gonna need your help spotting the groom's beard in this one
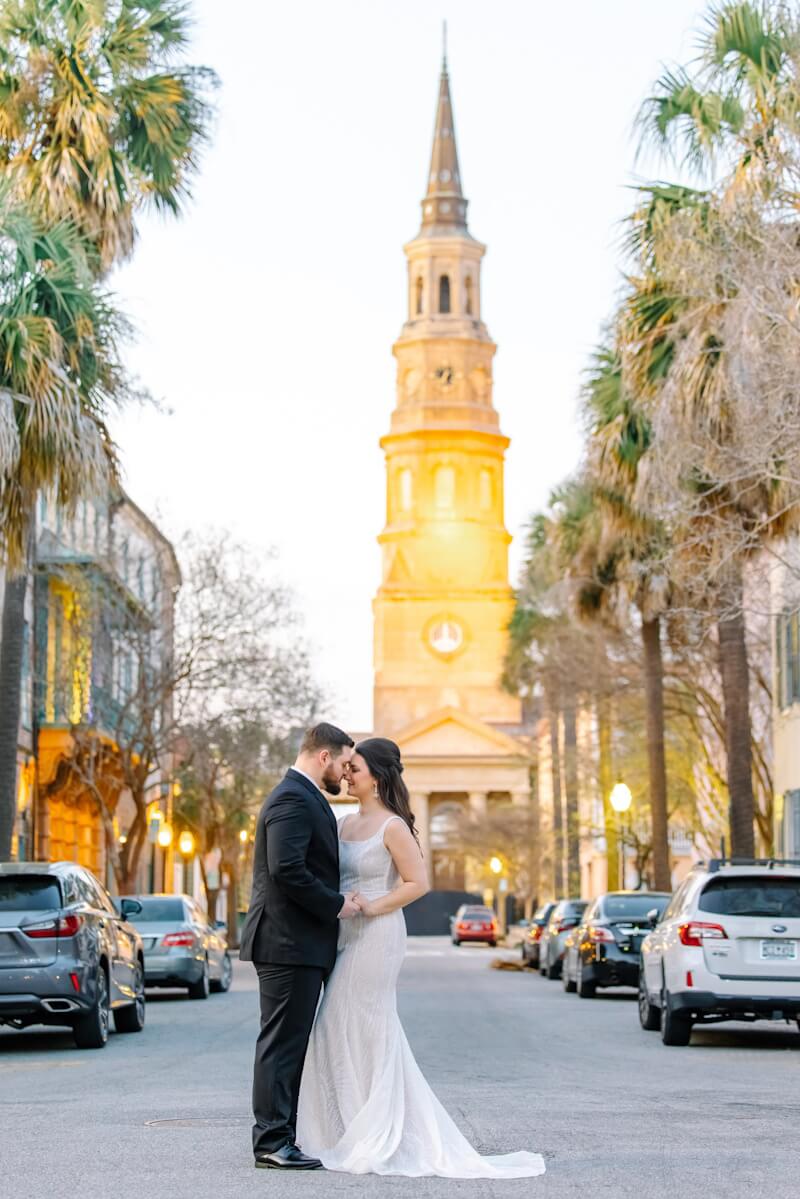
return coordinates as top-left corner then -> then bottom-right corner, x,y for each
321,766 -> 342,796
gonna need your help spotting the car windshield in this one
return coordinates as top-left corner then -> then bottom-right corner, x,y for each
463,909 -> 493,919
0,876 -> 61,911
557,902 -> 587,918
698,876 -> 800,918
603,895 -> 670,919
125,898 -> 186,922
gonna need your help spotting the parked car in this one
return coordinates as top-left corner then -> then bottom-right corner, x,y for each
639,859 -> 800,1045
540,898 -> 588,979
123,893 -> 232,997
520,902 -> 557,968
563,890 -> 671,997
450,904 -> 498,947
0,861 -> 145,1048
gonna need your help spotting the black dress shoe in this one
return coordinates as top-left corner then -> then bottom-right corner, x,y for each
255,1143 -> 322,1170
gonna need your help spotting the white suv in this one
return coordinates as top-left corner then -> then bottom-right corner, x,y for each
639,859 -> 800,1045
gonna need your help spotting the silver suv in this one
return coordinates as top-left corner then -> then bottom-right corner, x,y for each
640,858 -> 800,1045
0,861 -> 146,1048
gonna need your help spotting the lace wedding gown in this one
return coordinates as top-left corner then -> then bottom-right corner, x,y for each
296,815 -> 546,1178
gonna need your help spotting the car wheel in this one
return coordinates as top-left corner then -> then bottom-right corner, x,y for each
660,984 -> 692,1046
546,956 -> 561,980
73,966 -> 110,1049
563,959 -> 577,993
210,952 -> 233,994
488,940 -> 497,948
114,962 -> 146,1033
576,957 -> 596,998
638,969 -> 660,1031
452,938 -> 461,947
187,957 -> 210,1000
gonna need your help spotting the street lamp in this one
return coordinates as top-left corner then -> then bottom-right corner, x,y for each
239,828 -> 248,844
489,856 -> 503,875
178,830 -> 195,896
609,783 -> 632,889
157,823 -> 173,849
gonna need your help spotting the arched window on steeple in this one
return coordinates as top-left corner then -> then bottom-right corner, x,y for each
415,276 -> 424,315
438,274 -> 451,314
464,276 -> 473,315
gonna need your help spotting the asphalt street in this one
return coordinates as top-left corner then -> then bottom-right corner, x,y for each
1,937 -> 798,1199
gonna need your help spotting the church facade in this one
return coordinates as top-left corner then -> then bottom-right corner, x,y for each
372,56 -> 531,888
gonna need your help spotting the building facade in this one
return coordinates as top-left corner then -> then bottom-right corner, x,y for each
372,56 -> 531,890
772,545 -> 800,859
3,485 -> 180,890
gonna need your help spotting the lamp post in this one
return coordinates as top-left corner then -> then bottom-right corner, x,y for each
178,829 -> 195,897
609,782 -> 632,889
489,855 -> 506,937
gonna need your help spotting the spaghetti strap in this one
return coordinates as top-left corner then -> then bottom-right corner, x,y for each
380,814 -> 404,840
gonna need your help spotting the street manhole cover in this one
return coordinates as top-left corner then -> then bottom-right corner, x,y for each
145,1116 -> 250,1128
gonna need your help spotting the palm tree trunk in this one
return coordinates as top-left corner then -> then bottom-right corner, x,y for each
596,696 -> 619,890
641,616 -> 671,890
546,686 -> 564,896
562,693 -> 580,895
717,563 -> 755,858
0,514 -> 33,859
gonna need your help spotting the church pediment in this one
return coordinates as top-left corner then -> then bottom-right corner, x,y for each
394,707 -> 525,759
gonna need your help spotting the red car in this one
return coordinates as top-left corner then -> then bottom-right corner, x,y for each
451,905 -> 498,947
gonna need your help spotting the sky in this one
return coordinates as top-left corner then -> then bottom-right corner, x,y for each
111,0 -> 711,730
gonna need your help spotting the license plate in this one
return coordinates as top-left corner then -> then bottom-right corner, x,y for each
760,939 -> 798,960
470,924 -> 481,930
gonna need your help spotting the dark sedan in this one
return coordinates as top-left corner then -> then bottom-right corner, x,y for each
520,901 -> 557,968
562,890 -> 671,997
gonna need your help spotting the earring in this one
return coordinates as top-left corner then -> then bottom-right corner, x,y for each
373,784 -> 379,799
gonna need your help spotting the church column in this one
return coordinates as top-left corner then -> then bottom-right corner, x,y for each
410,791 -> 431,882
469,791 -> 488,819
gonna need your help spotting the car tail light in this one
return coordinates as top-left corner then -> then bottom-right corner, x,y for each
24,914 -> 83,939
589,925 -> 615,943
162,931 -> 195,947
70,972 -> 81,992
686,971 -> 694,988
529,926 -> 543,941
679,921 -> 728,947
556,920 -> 577,933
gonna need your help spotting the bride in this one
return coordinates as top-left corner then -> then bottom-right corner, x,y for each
296,737 -> 545,1179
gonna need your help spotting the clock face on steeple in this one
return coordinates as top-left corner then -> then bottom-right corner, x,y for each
434,365 -> 454,387
427,617 -> 464,657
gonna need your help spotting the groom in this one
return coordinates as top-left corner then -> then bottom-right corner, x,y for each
240,722 -> 360,1170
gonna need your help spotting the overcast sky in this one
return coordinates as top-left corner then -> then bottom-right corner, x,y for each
110,0 -> 709,730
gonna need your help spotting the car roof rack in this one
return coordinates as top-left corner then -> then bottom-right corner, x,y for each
704,857 -> 800,873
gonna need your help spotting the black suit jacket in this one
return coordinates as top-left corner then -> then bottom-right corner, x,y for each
239,769 -> 344,970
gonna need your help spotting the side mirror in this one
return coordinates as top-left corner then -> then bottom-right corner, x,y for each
646,908 -> 659,929
120,898 -> 143,918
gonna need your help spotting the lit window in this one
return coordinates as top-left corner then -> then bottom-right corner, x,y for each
399,469 -> 413,511
434,465 -> 455,510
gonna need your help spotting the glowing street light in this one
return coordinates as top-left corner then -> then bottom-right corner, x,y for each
609,782 -> 632,813
157,823 -> 173,849
239,828 -> 248,844
178,830 -> 195,857
489,855 -> 503,875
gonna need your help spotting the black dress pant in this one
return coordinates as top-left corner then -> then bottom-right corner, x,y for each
251,962 -> 327,1156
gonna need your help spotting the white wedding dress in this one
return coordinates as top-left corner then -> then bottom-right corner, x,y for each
296,815 -> 546,1178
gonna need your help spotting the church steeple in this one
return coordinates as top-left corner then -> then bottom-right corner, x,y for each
420,51 -> 469,234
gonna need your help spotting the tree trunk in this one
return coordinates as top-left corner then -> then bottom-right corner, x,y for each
596,696 -> 619,890
546,687 -> 564,897
529,756 -> 541,910
0,525 -> 32,859
562,693 -> 580,895
223,857 -> 240,948
641,616 -> 672,891
717,564 -> 755,858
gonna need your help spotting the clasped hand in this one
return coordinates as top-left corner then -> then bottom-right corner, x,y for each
338,892 -> 376,919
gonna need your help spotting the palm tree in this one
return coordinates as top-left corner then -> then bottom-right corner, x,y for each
0,0 -> 213,854
0,197 -> 127,857
628,3 -> 800,856
0,0 -> 216,268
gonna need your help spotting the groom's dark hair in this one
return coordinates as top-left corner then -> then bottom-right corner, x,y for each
300,722 -> 355,757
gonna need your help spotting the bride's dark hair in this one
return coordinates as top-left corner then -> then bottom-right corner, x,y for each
356,737 -> 419,846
